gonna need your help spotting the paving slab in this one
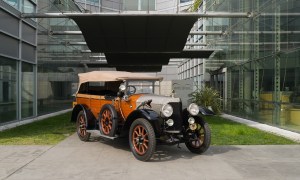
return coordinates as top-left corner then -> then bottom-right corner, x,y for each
0,146 -> 52,180
1,134 -> 300,180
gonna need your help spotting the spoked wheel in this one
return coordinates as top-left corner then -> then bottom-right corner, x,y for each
129,118 -> 156,161
99,104 -> 117,137
76,110 -> 90,141
185,117 -> 211,154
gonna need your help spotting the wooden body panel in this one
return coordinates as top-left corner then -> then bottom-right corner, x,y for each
76,94 -> 111,118
76,93 -> 143,121
119,94 -> 142,119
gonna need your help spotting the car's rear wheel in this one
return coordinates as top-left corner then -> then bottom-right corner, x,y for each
129,118 -> 156,161
76,110 -> 90,141
185,117 -> 211,154
99,104 -> 118,137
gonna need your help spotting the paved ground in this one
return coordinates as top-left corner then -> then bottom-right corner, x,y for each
1,134 -> 300,180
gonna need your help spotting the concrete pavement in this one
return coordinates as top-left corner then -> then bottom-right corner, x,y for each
1,133 -> 300,180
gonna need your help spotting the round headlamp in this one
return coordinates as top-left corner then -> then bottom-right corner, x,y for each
161,104 -> 173,118
188,117 -> 195,124
188,103 -> 199,116
166,119 -> 174,126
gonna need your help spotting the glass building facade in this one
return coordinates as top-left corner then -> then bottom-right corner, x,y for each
0,0 -> 37,124
179,0 -> 300,132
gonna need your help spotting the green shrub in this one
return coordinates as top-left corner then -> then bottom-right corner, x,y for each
190,86 -> 222,114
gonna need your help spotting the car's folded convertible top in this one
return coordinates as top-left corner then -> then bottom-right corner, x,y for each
78,71 -> 163,83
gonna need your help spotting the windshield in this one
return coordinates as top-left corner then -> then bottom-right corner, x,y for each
127,80 -> 157,94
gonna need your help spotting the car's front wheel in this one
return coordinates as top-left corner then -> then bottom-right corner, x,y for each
129,118 -> 156,161
185,117 -> 211,154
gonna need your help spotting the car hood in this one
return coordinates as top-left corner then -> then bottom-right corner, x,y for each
136,94 -> 181,113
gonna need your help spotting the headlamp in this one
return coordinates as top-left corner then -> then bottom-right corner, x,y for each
166,119 -> 174,126
188,103 -> 199,116
161,104 -> 173,118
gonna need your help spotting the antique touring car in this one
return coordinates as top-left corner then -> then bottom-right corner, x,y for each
71,71 -> 211,161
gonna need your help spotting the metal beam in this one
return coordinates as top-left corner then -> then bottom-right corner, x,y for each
185,43 -> 207,46
21,12 -> 253,18
37,50 -> 103,54
260,12 -> 300,16
39,60 -> 107,63
213,42 -> 300,45
40,30 -> 300,36
38,42 -> 87,45
190,31 -> 223,35
190,31 -> 300,35
38,30 -> 82,35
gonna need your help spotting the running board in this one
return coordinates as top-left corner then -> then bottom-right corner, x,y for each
86,130 -> 117,140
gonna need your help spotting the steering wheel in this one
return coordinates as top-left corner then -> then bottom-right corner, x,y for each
127,85 -> 136,94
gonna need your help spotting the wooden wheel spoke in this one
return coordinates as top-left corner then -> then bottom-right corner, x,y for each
81,129 -> 86,136
141,145 -> 146,153
141,128 -> 145,135
138,144 -> 142,152
142,143 -> 148,149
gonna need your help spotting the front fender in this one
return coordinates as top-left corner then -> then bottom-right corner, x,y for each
123,109 -> 162,135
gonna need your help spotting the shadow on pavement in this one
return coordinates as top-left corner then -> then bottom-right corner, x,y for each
87,135 -> 241,162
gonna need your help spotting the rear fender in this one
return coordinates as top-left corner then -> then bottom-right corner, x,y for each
71,104 -> 96,129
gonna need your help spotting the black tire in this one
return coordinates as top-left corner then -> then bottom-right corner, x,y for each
185,117 -> 211,154
76,110 -> 91,141
129,118 -> 156,161
99,104 -> 118,137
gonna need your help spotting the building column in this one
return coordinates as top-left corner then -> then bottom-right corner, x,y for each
273,2 -> 281,125
239,65 -> 244,112
253,0 -> 260,116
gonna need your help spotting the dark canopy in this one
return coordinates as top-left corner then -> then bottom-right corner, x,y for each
70,14 -> 214,72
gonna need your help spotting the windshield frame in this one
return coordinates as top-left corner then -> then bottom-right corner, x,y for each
125,80 -> 157,95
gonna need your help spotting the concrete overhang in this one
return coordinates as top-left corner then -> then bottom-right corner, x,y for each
105,50 -> 215,65
68,14 -> 215,71
26,13 -> 219,72
70,14 -> 198,53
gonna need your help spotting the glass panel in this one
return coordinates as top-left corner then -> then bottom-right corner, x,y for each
3,0 -> 19,10
0,33 -> 19,58
22,22 -> 36,44
21,62 -> 34,118
123,0 -> 155,11
23,0 -> 35,13
0,57 -> 17,124
37,64 -> 75,115
180,0 -> 192,3
0,9 -> 19,37
123,0 -> 139,10
22,43 -> 36,62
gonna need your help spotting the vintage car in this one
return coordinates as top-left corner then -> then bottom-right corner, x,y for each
71,71 -> 211,161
